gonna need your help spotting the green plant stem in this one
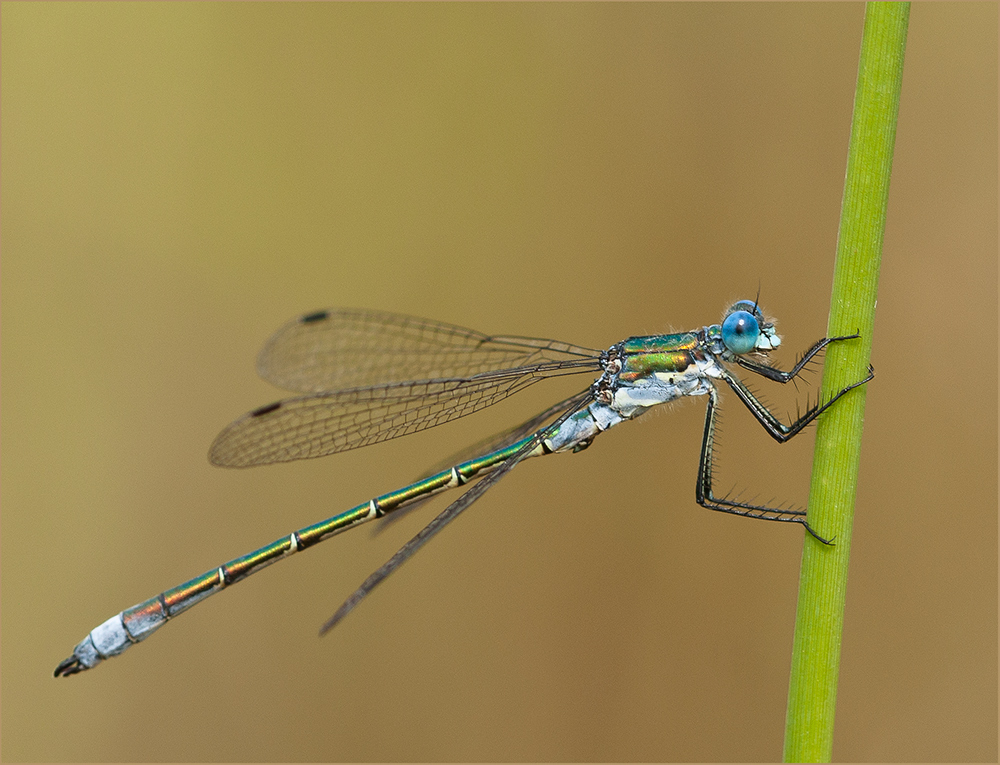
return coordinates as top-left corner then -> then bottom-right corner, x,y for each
783,3 -> 908,762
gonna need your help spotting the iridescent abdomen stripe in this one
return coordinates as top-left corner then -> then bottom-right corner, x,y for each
100,433 -> 551,667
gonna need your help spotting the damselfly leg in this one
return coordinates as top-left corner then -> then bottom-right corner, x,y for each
698,334 -> 875,542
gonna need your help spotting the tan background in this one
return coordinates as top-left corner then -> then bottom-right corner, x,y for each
2,3 -> 996,761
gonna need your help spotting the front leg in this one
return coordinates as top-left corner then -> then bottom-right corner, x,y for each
736,334 -> 862,383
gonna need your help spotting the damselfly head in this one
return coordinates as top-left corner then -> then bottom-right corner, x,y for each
721,300 -> 781,355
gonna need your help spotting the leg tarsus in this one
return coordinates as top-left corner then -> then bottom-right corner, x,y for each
802,519 -> 836,546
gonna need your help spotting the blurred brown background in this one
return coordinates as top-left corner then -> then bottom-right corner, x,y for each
2,4 -> 995,761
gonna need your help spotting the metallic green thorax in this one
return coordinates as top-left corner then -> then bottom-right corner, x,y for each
616,333 -> 702,384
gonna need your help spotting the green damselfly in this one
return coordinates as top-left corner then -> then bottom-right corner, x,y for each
55,301 -> 872,676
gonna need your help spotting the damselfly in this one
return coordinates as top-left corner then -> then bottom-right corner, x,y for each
55,301 -> 872,676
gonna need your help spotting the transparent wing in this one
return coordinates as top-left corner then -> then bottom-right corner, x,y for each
414,392 -> 586,479
209,361 -> 600,468
368,392 -> 586,537
256,308 -> 601,393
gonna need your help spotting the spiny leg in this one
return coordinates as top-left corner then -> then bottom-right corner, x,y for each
720,363 -> 873,443
727,335 -> 872,441
696,386 -> 831,543
697,352 -> 873,542
736,334 -> 862,383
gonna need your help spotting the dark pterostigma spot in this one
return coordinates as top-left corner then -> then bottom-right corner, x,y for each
300,310 -> 329,324
251,401 -> 282,417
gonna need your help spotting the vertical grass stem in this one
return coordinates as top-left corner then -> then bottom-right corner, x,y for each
783,4 -> 909,761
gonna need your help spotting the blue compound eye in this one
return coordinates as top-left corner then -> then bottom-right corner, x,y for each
721,310 -> 760,354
